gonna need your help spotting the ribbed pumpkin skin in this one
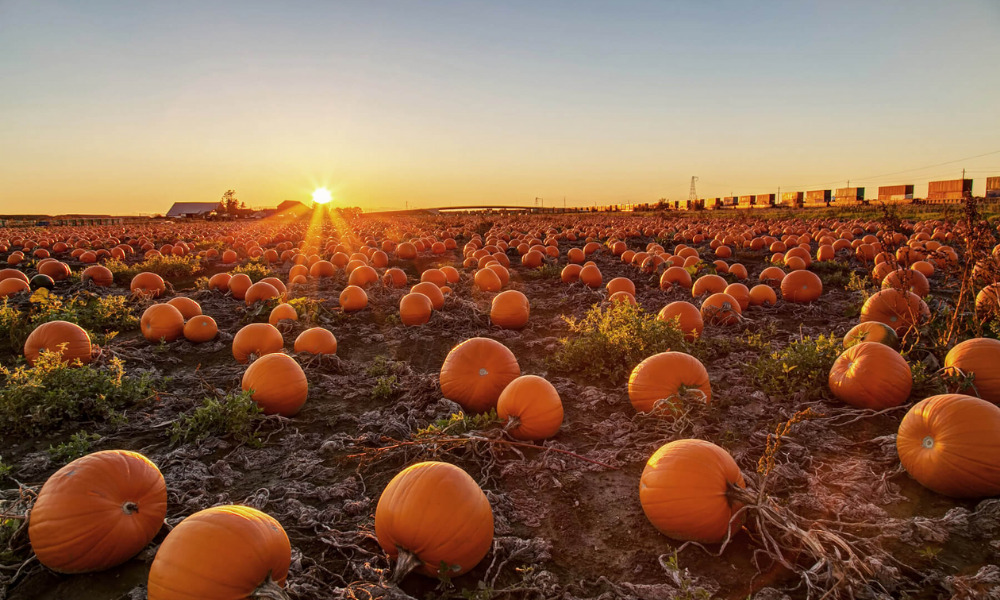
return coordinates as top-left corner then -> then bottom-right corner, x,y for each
268,303 -> 299,326
474,268 -> 502,292
490,290 -> 530,329
780,270 -> 823,303
24,320 -> 92,365
141,304 -> 185,342
828,342 -> 912,409
241,353 -> 308,416
843,321 -> 899,350
166,297 -> 202,320
29,450 -> 167,574
691,274 -> 727,298
943,338 -> 1000,405
700,293 -> 742,326
440,338 -> 521,413
860,289 -> 930,335
0,278 -> 29,297
411,282 -> 445,310
293,327 -> 337,355
400,293 -> 433,326
339,285 -> 369,312
628,352 -> 712,413
228,273 -> 253,300
81,265 -> 113,287
657,301 -> 703,341
232,323 -> 284,363
375,462 -> 494,578
897,394 -> 1000,498
147,505 -> 291,600
183,315 -> 218,343
244,281 -> 281,306
639,439 -> 746,543
497,375 -> 563,440
130,272 -> 165,298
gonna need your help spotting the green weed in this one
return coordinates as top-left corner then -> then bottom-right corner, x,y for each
749,334 -> 842,400
169,390 -> 265,447
416,410 -> 500,438
47,431 -> 101,463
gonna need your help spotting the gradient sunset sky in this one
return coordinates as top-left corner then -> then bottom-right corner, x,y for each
2,1 -> 999,215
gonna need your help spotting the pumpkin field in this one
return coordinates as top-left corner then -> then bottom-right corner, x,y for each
2,203 -> 1000,600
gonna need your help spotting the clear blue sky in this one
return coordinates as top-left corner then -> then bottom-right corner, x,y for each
1,1 -> 998,213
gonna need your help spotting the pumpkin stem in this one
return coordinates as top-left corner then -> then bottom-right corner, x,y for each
252,575 -> 290,600
502,415 -> 521,432
121,501 -> 139,515
388,547 -> 422,585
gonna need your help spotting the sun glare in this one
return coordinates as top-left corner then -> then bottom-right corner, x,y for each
312,187 -> 332,204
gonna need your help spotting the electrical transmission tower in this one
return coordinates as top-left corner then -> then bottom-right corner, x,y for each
688,176 -> 699,202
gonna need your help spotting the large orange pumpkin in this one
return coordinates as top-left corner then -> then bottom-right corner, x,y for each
375,462 -> 493,579
268,302 -> 299,326
780,270 -> 822,303
748,284 -> 777,307
166,296 -> 202,320
657,301 -> 703,341
147,505 -> 291,599
399,292 -> 433,326
228,273 -> 253,301
639,439 -> 746,543
183,315 -> 218,343
440,337 -> 520,413
897,394 -> 1000,498
975,284 -> 1000,319
0,278 -> 29,297
700,292 -> 742,326
293,327 -> 337,355
232,323 -> 284,363
29,450 -> 167,574
882,268 -> 930,297
241,353 -> 308,416
140,304 -> 185,342
411,281 -> 445,310
490,290 -> 530,329
244,281 -> 281,306
860,289 -> 930,335
828,342 -> 912,409
579,264 -> 602,288
473,268 -> 502,292
208,272 -> 232,292
24,320 -> 92,365
628,352 -> 711,414
130,272 -> 165,298
692,274 -> 727,298
496,375 -> 563,440
81,265 -> 113,287
659,266 -> 692,290
943,338 -> 1000,404
339,285 -> 369,312
382,267 -> 408,288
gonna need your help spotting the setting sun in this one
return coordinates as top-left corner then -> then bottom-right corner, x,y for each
312,188 -> 332,205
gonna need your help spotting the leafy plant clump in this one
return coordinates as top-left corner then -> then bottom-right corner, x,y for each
749,333 -> 842,400
551,302 -> 688,384
415,410 -> 501,438
47,431 -> 101,463
0,292 -> 137,355
105,254 -> 203,284
0,350 -> 157,435
231,258 -> 271,282
169,390 -> 265,447
371,375 -> 399,402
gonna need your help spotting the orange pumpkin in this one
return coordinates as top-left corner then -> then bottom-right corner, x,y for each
339,285 -> 369,312
628,351 -> 711,413
268,303 -> 299,326
411,281 -> 445,310
490,290 -> 530,329
897,394 -> 1000,498
81,265 -> 113,287
579,264 -> 602,289
758,266 -> 785,288
561,264 -> 583,283
147,505 -> 291,599
828,342 -> 912,409
659,266 -> 692,290
208,272 -> 232,292
29,450 -> 167,574
293,327 -> 337,355
383,267 -> 408,288
348,265 -> 379,288
375,462 -> 493,579
748,284 -> 777,307
657,301 -> 703,341
141,304 -> 185,342
606,277 -> 636,297
639,439 -> 746,543
183,315 -> 218,343
228,273 -> 253,300
166,297 -> 202,320
130,272 -> 166,298
692,274 -> 727,298
943,338 -> 1000,404
723,283 -> 750,311
882,268 -> 930,297
241,353 -> 308,416
440,337 -> 520,413
400,292 -> 434,326
473,268 -> 502,292
843,321 -> 899,350
860,288 -> 930,335
496,375 -> 563,440
232,323 -> 284,363
0,278 -> 29,297
244,281 -> 281,306
24,320 -> 92,365
780,270 -> 822,303
700,292 -> 742,326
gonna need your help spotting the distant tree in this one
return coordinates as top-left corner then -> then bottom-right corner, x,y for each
221,190 -> 239,215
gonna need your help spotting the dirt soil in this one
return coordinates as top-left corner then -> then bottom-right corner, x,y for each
2,217 -> 999,600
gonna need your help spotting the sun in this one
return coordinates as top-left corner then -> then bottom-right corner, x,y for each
312,187 -> 333,205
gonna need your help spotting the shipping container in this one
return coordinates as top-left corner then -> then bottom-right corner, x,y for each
927,179 -> 972,201
710,197 -> 722,208
877,184 -> 914,203
834,187 -> 865,203
986,176 -> 1000,198
723,196 -> 738,206
781,192 -> 804,207
805,189 -> 832,204
755,193 -> 776,206
738,195 -> 755,207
